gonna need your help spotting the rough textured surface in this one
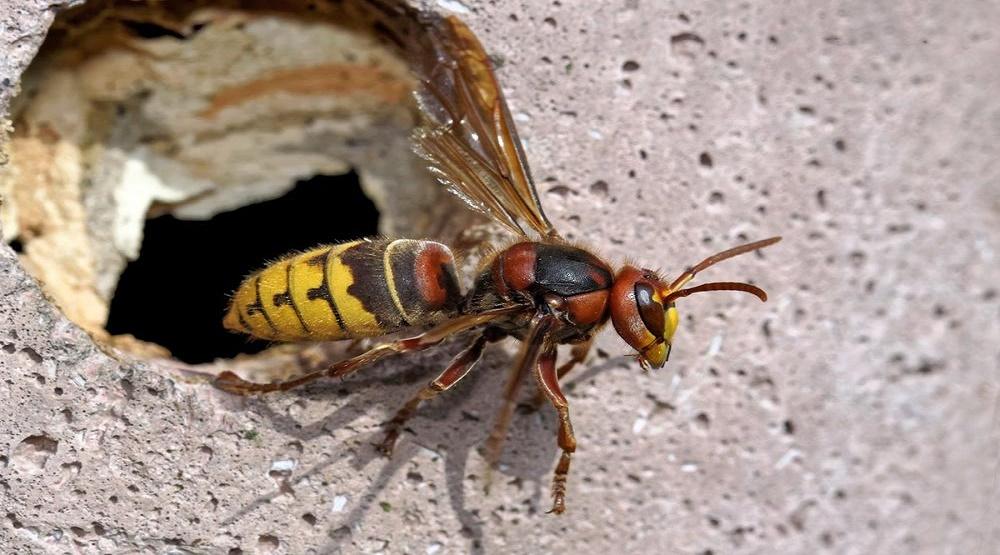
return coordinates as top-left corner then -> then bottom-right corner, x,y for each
0,1 -> 459,336
2,1 -> 999,554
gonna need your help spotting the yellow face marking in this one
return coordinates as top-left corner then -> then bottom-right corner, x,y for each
327,248 -> 381,336
665,305 -> 679,342
638,291 -> 679,369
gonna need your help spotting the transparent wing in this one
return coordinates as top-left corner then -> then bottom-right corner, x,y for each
411,15 -> 559,239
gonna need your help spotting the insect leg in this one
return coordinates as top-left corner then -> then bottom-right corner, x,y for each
483,312 -> 556,491
377,330 -> 492,456
529,336 -> 593,409
557,338 -> 594,381
535,345 -> 575,515
214,309 -> 515,395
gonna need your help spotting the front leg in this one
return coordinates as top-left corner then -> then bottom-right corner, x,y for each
530,336 -> 593,410
535,345 -> 576,514
483,311 -> 556,491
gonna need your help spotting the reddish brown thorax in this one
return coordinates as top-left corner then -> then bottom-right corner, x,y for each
465,241 -> 614,340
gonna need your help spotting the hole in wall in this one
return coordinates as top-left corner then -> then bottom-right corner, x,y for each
1,0 -> 478,364
105,172 -> 379,364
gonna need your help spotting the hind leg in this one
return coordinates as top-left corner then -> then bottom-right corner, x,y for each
378,331 -> 493,455
215,310 -> 513,395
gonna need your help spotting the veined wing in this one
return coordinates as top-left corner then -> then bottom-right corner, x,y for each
411,15 -> 559,240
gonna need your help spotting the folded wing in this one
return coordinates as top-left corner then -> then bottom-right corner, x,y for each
410,15 -> 559,240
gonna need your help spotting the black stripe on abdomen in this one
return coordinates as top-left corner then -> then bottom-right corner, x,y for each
340,241 -> 407,329
305,248 -> 347,332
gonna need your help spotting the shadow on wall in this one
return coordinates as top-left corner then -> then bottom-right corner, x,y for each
208,335 -> 628,552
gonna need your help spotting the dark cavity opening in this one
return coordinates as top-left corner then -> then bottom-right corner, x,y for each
106,172 -> 379,364
121,20 -> 189,40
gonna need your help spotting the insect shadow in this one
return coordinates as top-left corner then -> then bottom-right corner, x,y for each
219,337 -> 595,552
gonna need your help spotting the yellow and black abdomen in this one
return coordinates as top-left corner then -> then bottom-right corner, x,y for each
224,239 -> 462,342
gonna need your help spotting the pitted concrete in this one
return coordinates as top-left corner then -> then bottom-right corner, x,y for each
1,1 -> 998,553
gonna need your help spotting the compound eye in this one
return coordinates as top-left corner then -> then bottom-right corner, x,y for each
634,282 -> 665,338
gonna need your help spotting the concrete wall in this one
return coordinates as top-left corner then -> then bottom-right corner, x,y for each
1,0 -> 998,553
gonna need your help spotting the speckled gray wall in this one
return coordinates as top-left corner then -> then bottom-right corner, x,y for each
1,1 -> 998,553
